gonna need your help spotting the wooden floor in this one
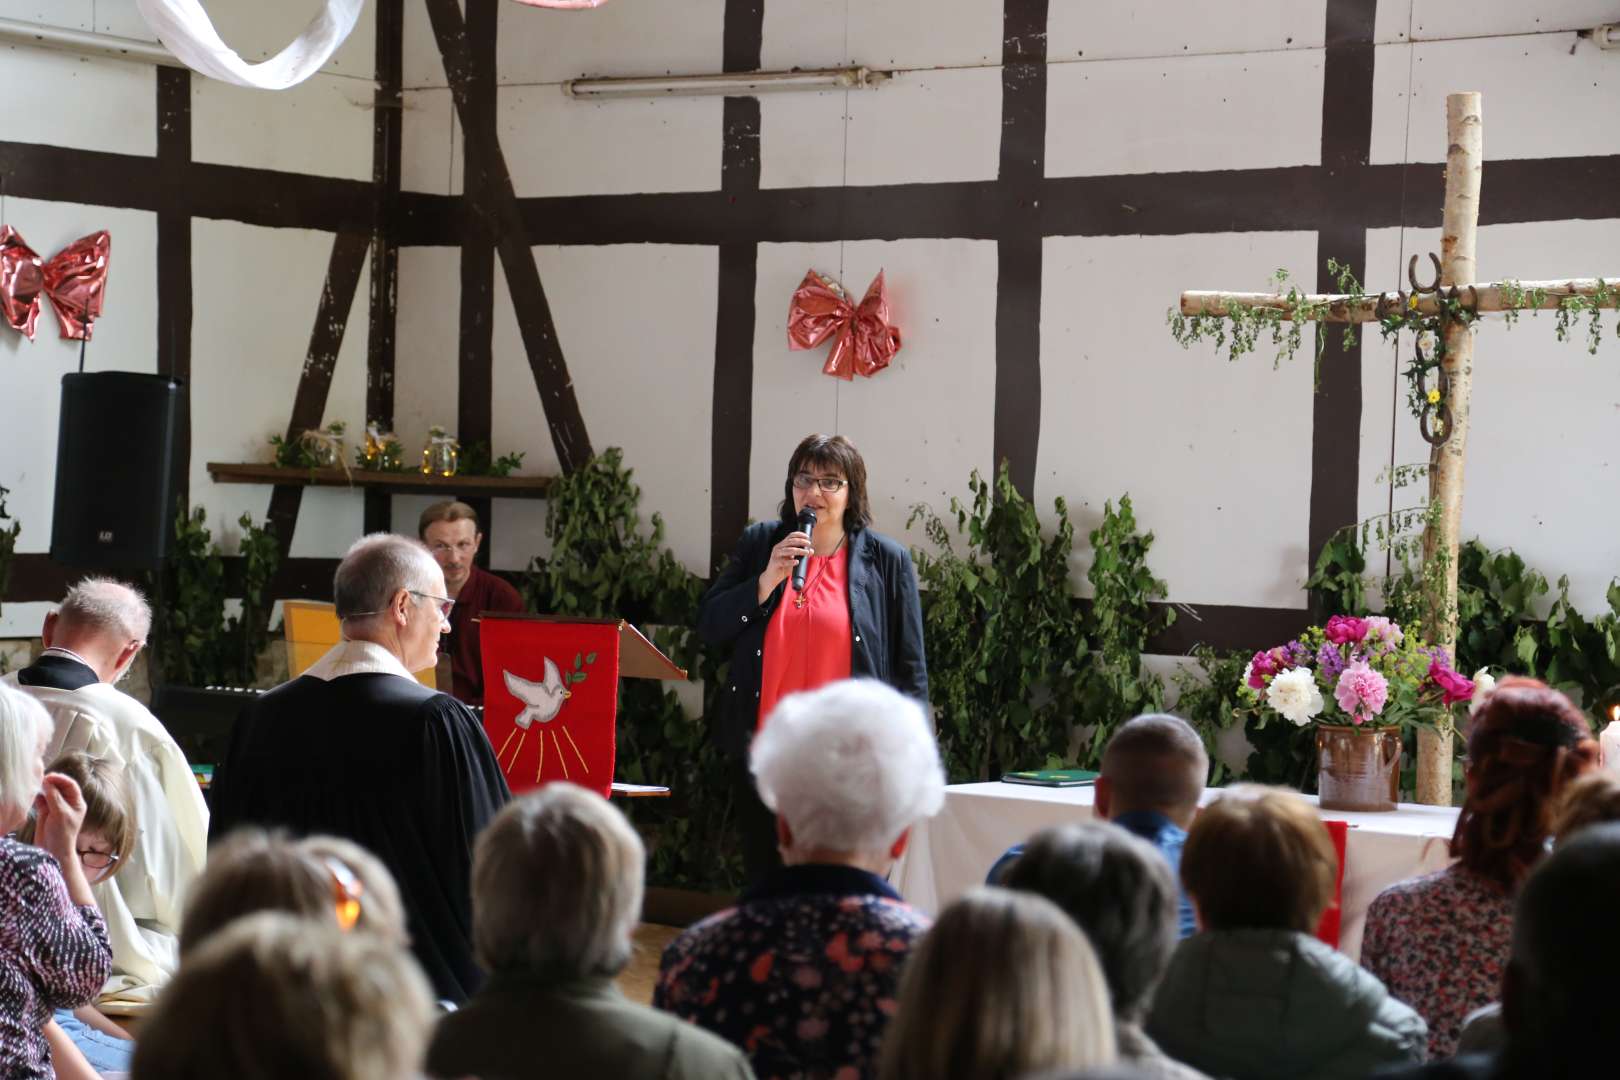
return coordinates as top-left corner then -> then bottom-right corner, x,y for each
619,923 -> 683,1005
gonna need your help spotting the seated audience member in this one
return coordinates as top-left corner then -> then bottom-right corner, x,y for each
0,685 -> 113,1080
179,829 -> 407,955
1549,768 -> 1620,842
656,679 -> 946,1079
1148,784 -> 1426,1080
20,752 -> 137,1074
1453,768 -> 1620,1059
879,887 -> 1116,1080
1373,822 -> 1620,1080
429,784 -> 754,1080
3,577 -> 209,1004
990,713 -> 1207,938
209,533 -> 510,1003
130,912 -> 435,1080
1360,677 -> 1597,1058
419,500 -> 526,705
1003,823 -> 1210,1080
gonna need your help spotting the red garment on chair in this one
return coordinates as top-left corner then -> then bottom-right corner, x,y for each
1314,819 -> 1350,948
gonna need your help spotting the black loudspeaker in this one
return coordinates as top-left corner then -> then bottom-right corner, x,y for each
51,372 -> 181,570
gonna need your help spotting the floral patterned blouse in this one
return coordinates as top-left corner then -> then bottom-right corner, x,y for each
655,863 -> 930,1080
0,836 -> 114,1080
1360,862 -> 1514,1059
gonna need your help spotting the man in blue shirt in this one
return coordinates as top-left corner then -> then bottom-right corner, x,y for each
990,713 -> 1208,937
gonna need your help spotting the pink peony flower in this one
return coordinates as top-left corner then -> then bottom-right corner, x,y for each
1324,615 -> 1370,645
1362,616 -> 1404,647
1247,649 -> 1281,689
1428,660 -> 1476,707
1334,661 -> 1389,725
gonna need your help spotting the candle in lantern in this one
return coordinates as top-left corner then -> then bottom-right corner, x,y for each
1601,704 -> 1620,775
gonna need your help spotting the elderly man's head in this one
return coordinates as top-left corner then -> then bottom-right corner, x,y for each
752,679 -> 945,870
472,784 -> 644,982
1097,714 -> 1208,828
42,577 -> 151,684
1502,821 -> 1620,1071
333,534 -> 450,672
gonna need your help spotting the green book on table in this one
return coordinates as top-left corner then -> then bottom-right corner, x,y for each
1001,769 -> 1098,787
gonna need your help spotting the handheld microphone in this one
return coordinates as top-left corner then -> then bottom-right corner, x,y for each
791,508 -> 817,592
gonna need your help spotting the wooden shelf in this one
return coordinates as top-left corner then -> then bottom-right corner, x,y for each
206,462 -> 554,498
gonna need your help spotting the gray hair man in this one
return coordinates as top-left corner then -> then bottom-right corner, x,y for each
1003,823 -> 1212,1080
209,534 -> 510,1004
429,785 -> 754,1079
4,577 -> 208,1005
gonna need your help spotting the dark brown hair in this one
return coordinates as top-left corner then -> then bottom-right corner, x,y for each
1452,676 -> 1598,890
778,433 -> 872,535
18,751 -> 136,874
1181,784 -> 1337,933
1550,771 -> 1620,845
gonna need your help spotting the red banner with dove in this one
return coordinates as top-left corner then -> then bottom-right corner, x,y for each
479,619 -> 621,798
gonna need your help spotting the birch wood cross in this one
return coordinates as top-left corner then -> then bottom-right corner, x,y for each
1178,92 -> 1620,806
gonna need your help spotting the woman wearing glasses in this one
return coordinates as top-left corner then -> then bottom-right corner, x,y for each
699,433 -> 928,879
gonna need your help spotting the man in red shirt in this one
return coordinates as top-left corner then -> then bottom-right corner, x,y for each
419,501 -> 526,706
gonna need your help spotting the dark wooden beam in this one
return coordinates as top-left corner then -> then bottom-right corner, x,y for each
155,68 -> 193,512
422,0 -> 594,474
367,0 -> 405,430
264,233 -> 374,556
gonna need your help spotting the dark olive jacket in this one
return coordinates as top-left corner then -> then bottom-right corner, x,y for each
697,521 -> 928,756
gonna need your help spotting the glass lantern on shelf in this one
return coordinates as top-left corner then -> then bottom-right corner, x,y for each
422,426 -> 459,477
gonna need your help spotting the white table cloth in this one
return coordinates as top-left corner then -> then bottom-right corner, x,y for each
889,781 -> 1461,961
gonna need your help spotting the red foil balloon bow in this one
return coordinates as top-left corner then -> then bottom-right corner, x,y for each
509,0 -> 609,8
0,227 -> 111,341
787,269 -> 903,380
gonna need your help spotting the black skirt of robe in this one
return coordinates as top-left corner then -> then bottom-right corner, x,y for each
208,672 -> 511,1003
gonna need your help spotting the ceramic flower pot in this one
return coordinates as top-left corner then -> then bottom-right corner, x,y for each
1316,724 -> 1401,812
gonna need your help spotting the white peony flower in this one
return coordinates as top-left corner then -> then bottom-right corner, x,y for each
1267,666 -> 1325,727
1470,668 -> 1496,714
1241,661 -> 1254,688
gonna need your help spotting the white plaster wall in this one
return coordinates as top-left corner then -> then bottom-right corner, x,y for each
188,220 -> 369,558
489,244 -> 719,574
748,240 -> 999,556
0,41 -> 156,157
1039,231 -> 1319,608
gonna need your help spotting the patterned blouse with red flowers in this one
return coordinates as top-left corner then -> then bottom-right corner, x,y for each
0,836 -> 114,1080
655,863 -> 930,1080
1360,862 -> 1514,1060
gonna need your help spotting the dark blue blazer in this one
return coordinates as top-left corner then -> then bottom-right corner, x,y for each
698,521 -> 928,756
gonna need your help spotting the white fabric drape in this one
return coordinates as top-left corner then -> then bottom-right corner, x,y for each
135,0 -> 365,90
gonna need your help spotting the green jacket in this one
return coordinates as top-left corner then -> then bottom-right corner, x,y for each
1147,929 -> 1428,1080
427,974 -> 756,1080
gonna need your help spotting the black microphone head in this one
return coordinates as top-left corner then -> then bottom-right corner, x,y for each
797,507 -> 817,532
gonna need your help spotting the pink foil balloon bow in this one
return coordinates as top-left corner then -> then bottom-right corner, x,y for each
0,227 -> 111,341
786,269 -> 903,380
509,0 -> 609,8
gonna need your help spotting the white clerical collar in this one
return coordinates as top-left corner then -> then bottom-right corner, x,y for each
302,639 -> 417,683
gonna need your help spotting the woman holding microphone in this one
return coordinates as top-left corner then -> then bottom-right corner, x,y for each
699,433 -> 928,879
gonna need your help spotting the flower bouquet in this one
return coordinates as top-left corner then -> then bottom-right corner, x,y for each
1239,615 -> 1493,810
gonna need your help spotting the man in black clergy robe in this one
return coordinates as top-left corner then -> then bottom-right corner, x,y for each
209,533 -> 510,1003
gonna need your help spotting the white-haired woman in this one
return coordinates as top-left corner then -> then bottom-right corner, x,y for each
428,784 -> 753,1079
656,678 -> 946,1079
0,684 -> 112,1079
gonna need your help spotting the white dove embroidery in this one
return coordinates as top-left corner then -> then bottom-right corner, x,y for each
504,659 -> 571,729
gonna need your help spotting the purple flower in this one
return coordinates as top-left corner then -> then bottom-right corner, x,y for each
1324,615 -> 1370,645
1334,662 -> 1390,725
1316,641 -> 1348,683
1428,661 -> 1475,707
1282,640 -> 1313,667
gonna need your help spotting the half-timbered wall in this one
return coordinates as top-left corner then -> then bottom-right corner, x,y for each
3,0 -> 1618,668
